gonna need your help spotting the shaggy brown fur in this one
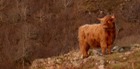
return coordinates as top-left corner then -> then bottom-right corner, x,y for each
78,15 -> 116,58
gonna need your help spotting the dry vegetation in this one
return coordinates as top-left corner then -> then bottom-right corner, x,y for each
0,0 -> 140,69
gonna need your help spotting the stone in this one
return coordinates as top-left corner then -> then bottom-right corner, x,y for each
123,57 -> 127,60
124,51 -> 132,56
119,47 -> 125,52
111,60 -> 117,64
100,59 -> 105,65
112,46 -> 120,52
98,65 -> 105,69
72,61 -> 81,67
55,58 -> 63,64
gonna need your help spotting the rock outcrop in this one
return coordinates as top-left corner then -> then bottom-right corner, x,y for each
30,44 -> 140,69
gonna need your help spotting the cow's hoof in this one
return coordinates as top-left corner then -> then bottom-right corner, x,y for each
81,55 -> 89,59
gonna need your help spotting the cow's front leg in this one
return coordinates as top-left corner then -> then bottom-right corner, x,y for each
100,42 -> 107,55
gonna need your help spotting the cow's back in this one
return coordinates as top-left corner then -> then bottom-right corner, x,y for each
78,24 -> 103,48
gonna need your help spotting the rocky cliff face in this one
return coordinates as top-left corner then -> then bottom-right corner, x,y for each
0,0 -> 140,69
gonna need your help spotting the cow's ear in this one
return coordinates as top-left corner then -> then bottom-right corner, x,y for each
97,18 -> 104,21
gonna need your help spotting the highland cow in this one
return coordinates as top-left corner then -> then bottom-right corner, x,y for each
78,15 -> 116,58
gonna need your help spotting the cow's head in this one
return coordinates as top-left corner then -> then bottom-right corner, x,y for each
98,15 -> 115,28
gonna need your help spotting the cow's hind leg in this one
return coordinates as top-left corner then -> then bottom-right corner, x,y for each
80,42 -> 89,58
107,45 -> 112,54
